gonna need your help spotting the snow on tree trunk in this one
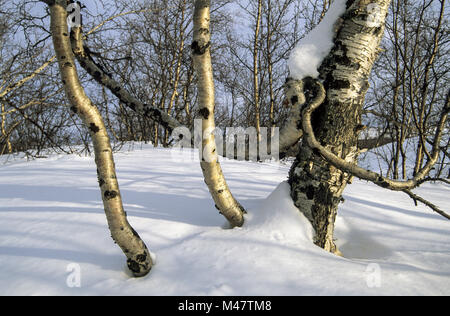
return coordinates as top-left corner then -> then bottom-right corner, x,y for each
288,0 -> 391,253
45,0 -> 152,276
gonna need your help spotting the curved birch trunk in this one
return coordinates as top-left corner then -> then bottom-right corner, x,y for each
192,0 -> 246,227
45,0 -> 152,277
289,0 -> 392,253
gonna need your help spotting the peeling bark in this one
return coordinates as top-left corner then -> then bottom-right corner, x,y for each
192,0 -> 245,227
289,0 -> 392,253
45,0 -> 152,277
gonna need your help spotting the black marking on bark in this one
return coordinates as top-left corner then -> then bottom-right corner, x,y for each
291,95 -> 299,105
373,27 -> 383,36
328,77 -> 351,90
191,40 -> 211,55
377,176 -> 390,188
305,185 -> 316,200
93,71 -> 101,80
199,107 -> 210,119
312,147 -> 322,157
104,190 -> 118,200
127,259 -> 141,274
199,28 -> 209,36
89,123 -> 100,133
98,178 -> 105,187
144,108 -> 167,128
70,106 -> 78,113
218,189 -> 224,194
64,62 -> 73,68
136,253 -> 147,263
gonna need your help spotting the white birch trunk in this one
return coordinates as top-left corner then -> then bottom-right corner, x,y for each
192,0 -> 246,227
45,0 -> 152,276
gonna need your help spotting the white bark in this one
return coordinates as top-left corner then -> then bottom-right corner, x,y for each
192,0 -> 245,227
45,0 -> 152,276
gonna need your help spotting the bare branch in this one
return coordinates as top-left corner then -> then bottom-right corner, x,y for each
70,27 -> 181,132
402,189 -> 450,220
300,77 -> 449,220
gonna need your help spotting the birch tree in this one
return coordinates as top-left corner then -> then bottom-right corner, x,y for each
41,0 -> 152,277
27,0 -> 447,262
289,0 -> 449,253
192,0 -> 246,227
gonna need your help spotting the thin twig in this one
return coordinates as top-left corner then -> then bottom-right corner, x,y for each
403,189 -> 450,220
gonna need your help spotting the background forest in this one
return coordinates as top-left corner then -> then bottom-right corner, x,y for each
1,0 -> 448,180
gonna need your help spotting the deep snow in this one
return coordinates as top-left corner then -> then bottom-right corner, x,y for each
0,145 -> 449,295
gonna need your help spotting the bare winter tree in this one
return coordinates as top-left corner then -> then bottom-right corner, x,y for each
289,0 -> 449,253
192,0 -> 246,227
41,0 -> 152,277
70,0 -> 448,254
363,0 -> 449,180
7,0 -> 444,277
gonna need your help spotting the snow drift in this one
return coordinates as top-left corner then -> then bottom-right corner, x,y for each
0,145 -> 449,295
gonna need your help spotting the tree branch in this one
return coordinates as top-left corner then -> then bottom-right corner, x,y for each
300,77 -> 449,220
402,189 -> 450,220
70,27 -> 180,132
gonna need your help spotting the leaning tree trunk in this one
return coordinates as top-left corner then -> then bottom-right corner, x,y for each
192,0 -> 246,227
289,0 -> 391,253
44,0 -> 152,276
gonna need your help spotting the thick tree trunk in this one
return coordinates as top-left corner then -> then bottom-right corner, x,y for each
289,0 -> 391,253
45,0 -> 152,276
192,0 -> 246,227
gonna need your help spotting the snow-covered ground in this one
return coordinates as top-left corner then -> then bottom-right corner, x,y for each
0,145 -> 449,295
